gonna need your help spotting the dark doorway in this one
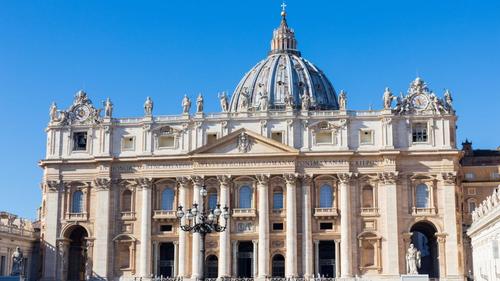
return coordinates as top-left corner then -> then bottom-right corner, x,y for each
159,243 -> 175,277
237,241 -> 253,277
205,255 -> 218,278
410,222 -> 439,278
67,226 -> 88,281
318,241 -> 336,277
272,254 -> 285,277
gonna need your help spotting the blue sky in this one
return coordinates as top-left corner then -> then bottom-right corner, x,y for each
0,0 -> 499,219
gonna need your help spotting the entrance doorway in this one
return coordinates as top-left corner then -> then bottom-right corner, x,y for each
271,254 -> 285,277
410,222 -> 439,278
237,241 -> 253,277
159,243 -> 174,277
66,226 -> 88,281
318,241 -> 336,277
205,255 -> 218,278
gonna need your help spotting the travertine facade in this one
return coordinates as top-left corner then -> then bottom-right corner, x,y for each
39,7 -> 466,281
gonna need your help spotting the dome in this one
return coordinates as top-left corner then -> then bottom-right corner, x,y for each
229,7 -> 338,112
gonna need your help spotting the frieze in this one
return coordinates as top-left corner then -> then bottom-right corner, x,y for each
195,160 -> 295,168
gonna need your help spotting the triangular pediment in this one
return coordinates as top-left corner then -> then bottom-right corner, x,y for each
190,128 -> 299,156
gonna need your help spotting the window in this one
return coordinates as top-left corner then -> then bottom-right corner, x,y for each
72,190 -> 84,213
0,256 -> 5,275
319,184 -> 333,208
118,243 -> 131,269
361,240 -> 375,267
206,133 -> 218,145
160,224 -> 173,232
208,193 -> 218,210
158,135 -> 175,148
319,222 -> 333,230
239,186 -> 252,208
412,123 -> 428,143
492,172 -> 500,180
73,132 -> 88,151
465,173 -> 475,180
273,190 -> 284,209
316,131 -> 335,145
362,186 -> 374,208
271,131 -> 283,143
360,130 -> 374,145
272,254 -> 285,277
468,200 -> 476,213
272,223 -> 284,231
161,188 -> 175,210
122,190 -> 132,212
121,136 -> 135,151
415,184 -> 429,208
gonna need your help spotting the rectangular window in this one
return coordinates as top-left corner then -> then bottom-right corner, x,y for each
160,224 -> 173,232
158,135 -> 175,148
319,222 -> 333,230
273,192 -> 283,209
272,223 -> 284,231
206,133 -> 218,145
271,131 -> 283,143
72,132 -> 88,151
360,130 -> 374,145
121,136 -> 135,151
412,123 -> 428,143
316,131 -> 334,144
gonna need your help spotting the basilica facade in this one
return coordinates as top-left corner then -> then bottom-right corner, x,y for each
39,8 -> 465,281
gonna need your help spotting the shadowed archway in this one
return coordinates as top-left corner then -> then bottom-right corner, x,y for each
410,221 -> 439,278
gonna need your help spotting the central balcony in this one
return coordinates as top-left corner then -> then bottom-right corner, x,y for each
65,212 -> 88,222
314,208 -> 338,218
153,210 -> 177,220
232,208 -> 257,218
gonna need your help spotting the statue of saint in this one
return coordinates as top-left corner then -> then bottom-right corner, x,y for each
49,102 -> 58,122
218,92 -> 229,112
104,97 -> 113,118
182,95 -> 191,114
144,96 -> 153,116
444,89 -> 453,112
406,243 -> 421,275
338,90 -> 347,110
258,91 -> 269,111
301,93 -> 311,111
239,88 -> 249,111
383,87 -> 394,109
284,90 -> 293,109
10,247 -> 24,276
196,93 -> 204,113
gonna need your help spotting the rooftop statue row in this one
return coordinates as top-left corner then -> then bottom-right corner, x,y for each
471,185 -> 500,223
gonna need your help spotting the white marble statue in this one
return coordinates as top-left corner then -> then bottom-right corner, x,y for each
218,92 -> 229,112
49,102 -> 58,122
406,243 -> 421,274
301,93 -> 311,111
284,90 -> 293,109
182,95 -> 191,114
444,89 -> 453,112
196,93 -> 204,113
258,91 -> 269,111
239,88 -> 249,111
144,96 -> 153,116
11,246 -> 24,276
338,90 -> 347,110
383,87 -> 394,109
104,97 -> 113,118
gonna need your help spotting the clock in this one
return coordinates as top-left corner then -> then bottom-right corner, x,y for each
74,105 -> 91,122
411,94 -> 429,110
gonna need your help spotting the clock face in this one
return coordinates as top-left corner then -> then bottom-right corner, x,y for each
74,105 -> 91,121
411,94 -> 429,110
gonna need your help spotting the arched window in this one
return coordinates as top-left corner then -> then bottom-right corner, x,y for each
208,193 -> 218,210
272,254 -> 285,277
239,186 -> 252,209
319,184 -> 333,208
361,240 -> 375,267
72,190 -> 84,213
362,186 -> 374,208
161,188 -> 175,211
205,255 -> 218,278
122,190 -> 132,212
415,184 -> 429,208
273,189 -> 284,209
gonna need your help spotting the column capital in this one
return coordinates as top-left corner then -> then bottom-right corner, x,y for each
217,175 -> 232,186
45,180 -> 62,192
284,173 -> 299,184
176,176 -> 190,188
336,172 -> 353,184
256,174 -> 270,185
135,178 -> 153,189
440,172 -> 457,185
252,239 -> 258,245
435,232 -> 447,244
300,174 -> 313,185
377,172 -> 399,185
190,175 -> 204,186
92,178 -> 111,190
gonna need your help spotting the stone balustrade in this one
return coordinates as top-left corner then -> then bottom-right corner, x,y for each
313,207 -> 338,217
153,210 -> 177,220
232,208 -> 257,218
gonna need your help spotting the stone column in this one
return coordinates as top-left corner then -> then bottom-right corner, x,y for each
176,177 -> 189,277
338,173 -> 353,277
191,176 -> 204,280
335,240 -> 341,278
173,241 -> 179,277
284,173 -> 298,277
301,175 -> 313,279
43,181 -> 62,281
252,240 -> 258,277
218,175 -> 232,278
256,174 -> 270,278
137,178 -> 153,277
436,233 -> 447,276
232,241 -> 239,277
92,178 -> 111,280
314,240 -> 320,275
440,173 -> 460,277
378,172 -> 400,276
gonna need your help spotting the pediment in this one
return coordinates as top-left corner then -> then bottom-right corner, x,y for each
190,128 -> 299,156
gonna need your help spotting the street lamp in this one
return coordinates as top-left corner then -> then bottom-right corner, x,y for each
177,185 -> 230,281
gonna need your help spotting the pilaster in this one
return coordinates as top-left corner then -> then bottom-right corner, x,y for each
136,178 -> 153,278
217,175 -> 232,278
92,178 -> 111,280
284,173 -> 298,277
42,180 -> 62,281
176,176 -> 190,277
256,174 -> 270,278
338,173 -> 353,277
301,174 -> 313,279
378,172 -> 400,276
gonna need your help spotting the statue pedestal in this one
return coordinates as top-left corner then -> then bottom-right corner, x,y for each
401,274 -> 429,281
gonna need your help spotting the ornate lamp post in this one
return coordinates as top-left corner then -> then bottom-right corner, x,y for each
176,185 -> 230,281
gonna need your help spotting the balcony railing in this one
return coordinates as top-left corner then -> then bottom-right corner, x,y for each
232,208 -> 257,218
65,212 -> 88,221
0,224 -> 36,238
314,208 -> 338,218
153,210 -> 177,220
360,207 -> 379,216
271,209 -> 285,217
412,207 -> 436,216
121,211 -> 136,220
